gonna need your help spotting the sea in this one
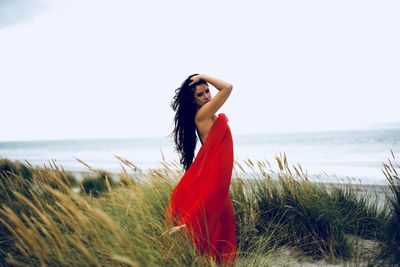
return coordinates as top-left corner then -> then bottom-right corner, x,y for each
1,127 -> 399,185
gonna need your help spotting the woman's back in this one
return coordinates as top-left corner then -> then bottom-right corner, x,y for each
195,113 -> 218,144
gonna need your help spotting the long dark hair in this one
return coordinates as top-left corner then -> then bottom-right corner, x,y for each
170,74 -> 208,171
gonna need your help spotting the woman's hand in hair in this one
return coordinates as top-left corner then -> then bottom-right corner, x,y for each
189,74 -> 203,86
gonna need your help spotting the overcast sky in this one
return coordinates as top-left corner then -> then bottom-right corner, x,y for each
0,0 -> 399,142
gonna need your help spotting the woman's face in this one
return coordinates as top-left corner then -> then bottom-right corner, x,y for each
193,84 -> 211,108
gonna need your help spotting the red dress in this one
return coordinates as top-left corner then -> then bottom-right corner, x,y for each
166,113 -> 236,264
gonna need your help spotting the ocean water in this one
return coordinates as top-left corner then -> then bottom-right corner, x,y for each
0,127 -> 399,185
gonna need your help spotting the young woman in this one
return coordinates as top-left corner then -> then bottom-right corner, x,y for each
166,74 -> 236,265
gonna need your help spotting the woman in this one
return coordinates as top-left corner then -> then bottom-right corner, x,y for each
165,73 -> 236,265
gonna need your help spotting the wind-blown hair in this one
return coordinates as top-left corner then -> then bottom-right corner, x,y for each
170,74 -> 208,171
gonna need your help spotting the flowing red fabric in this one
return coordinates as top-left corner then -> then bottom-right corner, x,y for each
166,113 -> 236,265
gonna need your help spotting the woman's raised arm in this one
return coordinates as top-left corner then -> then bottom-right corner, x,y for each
191,74 -> 233,121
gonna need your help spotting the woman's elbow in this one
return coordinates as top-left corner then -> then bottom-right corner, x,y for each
225,83 -> 233,91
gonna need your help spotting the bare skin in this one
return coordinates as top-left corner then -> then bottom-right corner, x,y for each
189,74 -> 233,144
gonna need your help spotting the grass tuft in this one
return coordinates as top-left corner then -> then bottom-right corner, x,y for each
379,150 -> 400,265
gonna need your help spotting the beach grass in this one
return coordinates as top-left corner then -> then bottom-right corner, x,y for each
233,155 -> 389,262
379,150 -> 400,265
0,153 -> 398,266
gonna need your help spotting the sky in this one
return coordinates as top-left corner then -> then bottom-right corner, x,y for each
0,0 -> 399,142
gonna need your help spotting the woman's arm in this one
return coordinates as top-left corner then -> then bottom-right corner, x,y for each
191,74 -> 233,91
191,74 -> 233,121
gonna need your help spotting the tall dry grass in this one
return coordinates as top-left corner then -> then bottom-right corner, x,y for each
379,151 -> 400,265
232,153 -> 389,264
0,159 -> 214,266
234,154 -> 351,260
0,153 -> 395,266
